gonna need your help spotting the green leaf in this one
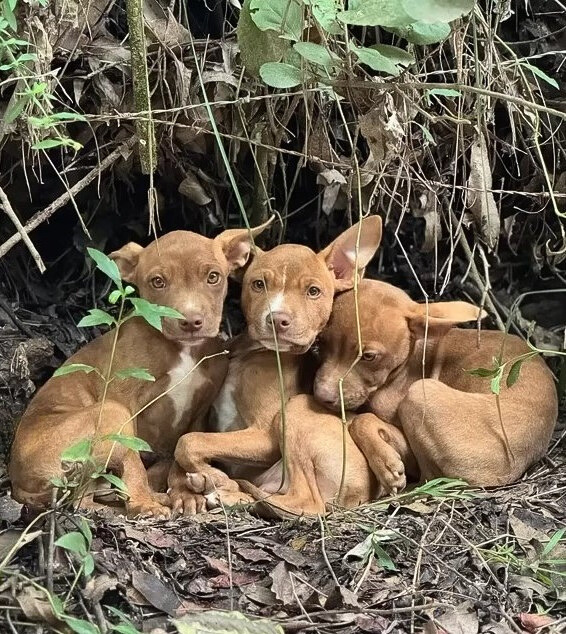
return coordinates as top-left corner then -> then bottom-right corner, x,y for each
124,285 -> 135,295
427,87 -> 461,97
80,518 -> 92,548
370,44 -> 414,68
238,0 -> 291,78
373,541 -> 397,571
113,367 -> 155,382
128,298 -> 184,331
102,434 -> 152,452
49,112 -> 87,122
15,53 -> 38,63
520,63 -> 559,89
402,0 -> 474,23
87,247 -> 122,288
259,61 -> 304,88
107,607 -> 142,634
4,96 -> 30,124
293,42 -> 339,68
338,0 -> 412,27
32,138 -> 66,150
108,289 -> 122,304
466,366 -> 498,378
83,553 -> 95,576
506,359 -> 525,388
2,0 -> 17,30
61,438 -> 93,462
62,616 -> 100,634
541,527 -> 566,558
304,0 -> 342,34
78,308 -> 116,328
351,45 -> 400,76
490,368 -> 503,395
250,0 -> 304,41
100,472 -> 128,495
53,363 -> 97,377
55,531 -> 87,557
385,21 -> 451,45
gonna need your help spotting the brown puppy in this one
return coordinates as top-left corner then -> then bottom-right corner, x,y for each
170,217 -> 383,513
9,224 -> 269,518
313,280 -> 558,491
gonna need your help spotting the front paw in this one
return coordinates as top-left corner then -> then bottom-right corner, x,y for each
127,499 -> 171,520
168,487 -> 207,515
185,471 -> 237,495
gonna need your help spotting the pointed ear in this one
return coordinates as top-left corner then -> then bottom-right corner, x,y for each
109,242 -> 143,282
213,216 -> 274,272
318,215 -> 382,292
408,301 -> 488,339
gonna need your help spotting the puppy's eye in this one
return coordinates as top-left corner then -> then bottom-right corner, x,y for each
252,279 -> 266,292
362,351 -> 378,362
307,285 -> 321,298
151,276 -> 166,289
207,271 -> 221,285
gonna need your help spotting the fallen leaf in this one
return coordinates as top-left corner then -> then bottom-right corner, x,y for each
269,561 -> 294,605
519,613 -> 555,633
178,173 -> 212,206
325,585 -> 359,609
16,586 -> 60,626
433,601 -> 479,634
467,132 -> 500,250
236,547 -> 271,563
173,610 -> 284,634
270,544 -> 307,567
0,494 -> 23,523
131,571 -> 181,616
83,574 -> 118,603
0,529 -> 42,564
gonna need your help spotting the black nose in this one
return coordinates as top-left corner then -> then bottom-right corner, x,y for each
180,314 -> 204,332
266,311 -> 291,332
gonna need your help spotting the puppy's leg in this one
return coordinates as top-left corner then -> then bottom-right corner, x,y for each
92,401 -> 171,519
349,413 -> 416,496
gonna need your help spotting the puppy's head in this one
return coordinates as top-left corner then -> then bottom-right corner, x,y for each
241,216 -> 382,353
314,280 -> 486,410
109,221 -> 271,344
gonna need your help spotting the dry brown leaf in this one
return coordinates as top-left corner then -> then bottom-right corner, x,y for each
178,173 -> 212,206
519,612 -> 556,633
0,529 -> 42,564
144,0 -> 190,48
16,586 -> 60,626
413,191 -> 442,253
467,133 -> 500,250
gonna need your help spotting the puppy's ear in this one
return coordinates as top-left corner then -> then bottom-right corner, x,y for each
319,215 -> 382,292
109,242 -> 144,282
231,246 -> 264,283
214,216 -> 274,271
408,301 -> 487,339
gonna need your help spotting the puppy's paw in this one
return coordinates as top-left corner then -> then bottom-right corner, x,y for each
127,499 -> 171,520
168,488 -> 207,516
376,457 -> 406,497
185,471 -> 236,494
205,488 -> 255,510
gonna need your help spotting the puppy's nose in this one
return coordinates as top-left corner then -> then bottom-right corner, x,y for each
266,311 -> 291,332
314,383 -> 338,407
180,313 -> 204,332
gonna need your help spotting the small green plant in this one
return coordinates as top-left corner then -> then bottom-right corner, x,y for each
0,1 -> 85,150
480,527 -> 566,590
238,0 -> 476,90
50,247 -> 183,505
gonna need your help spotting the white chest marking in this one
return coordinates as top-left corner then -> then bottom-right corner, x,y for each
167,347 -> 201,426
210,371 -> 242,432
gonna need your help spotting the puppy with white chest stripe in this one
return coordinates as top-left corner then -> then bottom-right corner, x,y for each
170,216 -> 382,514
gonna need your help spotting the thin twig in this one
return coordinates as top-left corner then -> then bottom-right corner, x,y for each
0,137 -> 138,261
0,185 -> 45,273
